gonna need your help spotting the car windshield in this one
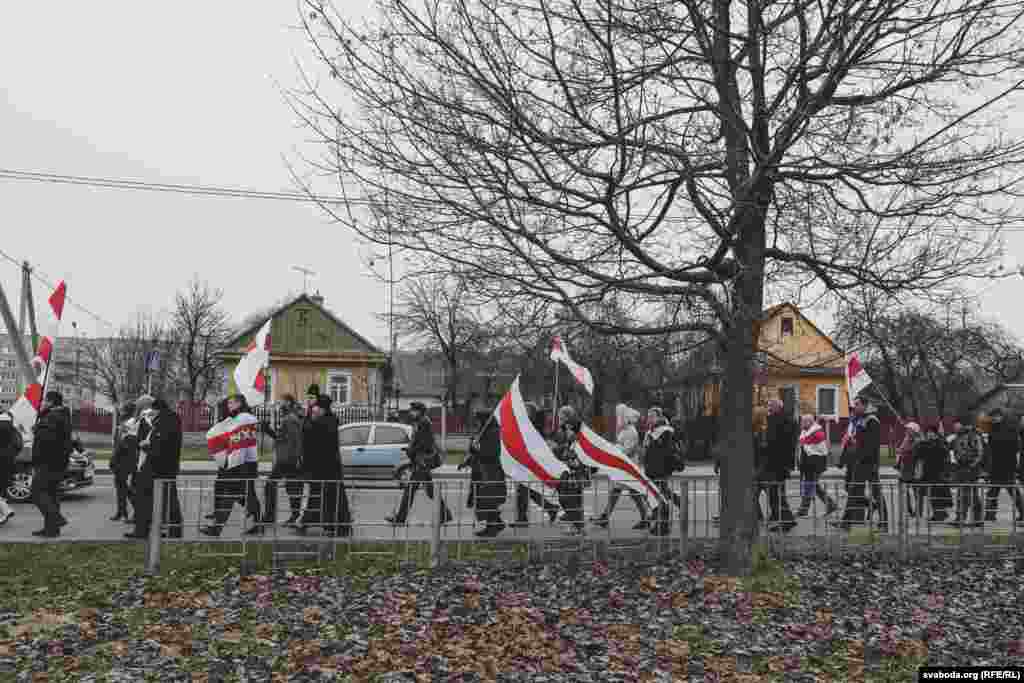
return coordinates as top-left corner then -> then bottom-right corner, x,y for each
339,425 -> 371,446
375,425 -> 409,445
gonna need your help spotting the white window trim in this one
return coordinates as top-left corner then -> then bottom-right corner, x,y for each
327,369 -> 353,407
816,384 -> 840,420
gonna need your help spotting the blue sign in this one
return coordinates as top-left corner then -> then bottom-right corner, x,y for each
145,350 -> 160,372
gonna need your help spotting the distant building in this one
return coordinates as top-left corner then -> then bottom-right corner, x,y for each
0,333 -> 98,410
219,293 -> 387,406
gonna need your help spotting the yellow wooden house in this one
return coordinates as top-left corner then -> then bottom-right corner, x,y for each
219,293 -> 388,406
704,303 -> 849,420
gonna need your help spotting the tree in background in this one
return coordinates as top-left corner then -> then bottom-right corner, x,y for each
300,0 -> 1024,573
171,276 -> 232,402
85,314 -> 176,407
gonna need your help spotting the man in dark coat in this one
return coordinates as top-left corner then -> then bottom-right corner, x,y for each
834,398 -> 880,528
762,399 -> 798,532
30,391 -> 72,537
0,411 -> 21,525
297,394 -> 350,536
200,395 -> 262,537
129,397 -> 184,539
462,411 -> 507,537
260,394 -> 305,526
109,402 -> 138,522
643,406 -> 678,536
387,401 -> 452,525
985,408 -> 1023,522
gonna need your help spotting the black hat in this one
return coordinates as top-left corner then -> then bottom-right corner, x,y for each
315,394 -> 333,411
45,390 -> 63,406
306,384 -> 320,398
409,401 -> 427,412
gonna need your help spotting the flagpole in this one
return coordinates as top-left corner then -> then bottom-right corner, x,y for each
553,359 -> 560,434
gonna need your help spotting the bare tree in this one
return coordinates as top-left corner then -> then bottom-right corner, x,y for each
86,315 -> 175,407
172,276 -> 232,402
296,0 -> 1024,572
390,274 -> 488,410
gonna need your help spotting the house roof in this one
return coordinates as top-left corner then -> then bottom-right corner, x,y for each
225,293 -> 383,356
759,302 -> 846,364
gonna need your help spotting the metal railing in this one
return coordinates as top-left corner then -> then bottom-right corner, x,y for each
135,474 -> 1024,574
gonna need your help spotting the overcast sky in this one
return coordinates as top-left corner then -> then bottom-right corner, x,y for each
2,2 -> 1023,349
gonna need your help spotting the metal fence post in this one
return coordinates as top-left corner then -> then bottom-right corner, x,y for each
896,480 -> 906,562
678,477 -> 688,557
145,478 -> 165,576
430,479 -> 443,568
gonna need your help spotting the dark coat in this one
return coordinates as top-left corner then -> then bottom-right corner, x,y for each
31,406 -> 72,470
987,420 -> 1020,481
0,419 -> 20,460
914,435 -> 949,483
147,409 -> 183,477
408,416 -> 437,466
469,422 -> 507,510
302,412 -> 342,480
644,423 -> 676,480
111,420 -> 140,475
852,415 -> 881,479
764,413 -> 798,476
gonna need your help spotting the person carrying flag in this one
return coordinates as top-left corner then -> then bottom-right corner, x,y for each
200,394 -> 262,537
592,406 -> 650,529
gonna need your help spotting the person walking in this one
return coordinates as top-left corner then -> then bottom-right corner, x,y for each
462,411 -> 507,537
387,401 -> 452,526
128,398 -> 184,539
296,394 -> 351,536
200,395 -> 262,537
833,398 -> 880,529
259,394 -> 305,527
950,416 -> 985,527
895,422 -> 922,518
763,399 -> 798,532
109,402 -> 138,522
593,406 -> 651,529
644,406 -> 678,536
30,391 -> 72,537
553,405 -> 587,536
512,402 -> 560,527
796,414 -> 837,517
984,408 -> 1023,522
0,411 -> 22,525
915,424 -> 952,522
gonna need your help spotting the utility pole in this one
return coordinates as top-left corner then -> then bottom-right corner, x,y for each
0,281 -> 37,387
22,264 -> 38,353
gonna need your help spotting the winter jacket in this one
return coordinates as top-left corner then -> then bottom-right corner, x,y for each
764,413 -> 799,476
146,408 -> 183,477
111,418 -> 140,475
407,416 -> 439,469
617,424 -> 640,461
896,433 -> 919,482
798,422 -> 829,477
987,420 -> 1020,481
951,427 -> 985,476
643,422 -> 676,480
31,406 -> 72,470
302,412 -> 342,480
0,417 -> 21,461
914,434 -> 949,483
468,421 -> 506,508
271,407 -> 304,468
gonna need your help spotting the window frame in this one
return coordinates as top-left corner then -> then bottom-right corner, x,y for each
374,424 -> 411,445
781,317 -> 795,337
338,424 -> 371,447
327,370 -> 352,407
816,384 -> 839,420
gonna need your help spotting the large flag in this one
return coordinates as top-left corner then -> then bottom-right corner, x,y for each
9,336 -> 55,438
550,336 -> 594,395
846,352 -> 872,400
573,423 -> 664,508
495,375 -> 567,488
615,403 -> 640,438
233,319 -> 272,407
207,412 -> 260,469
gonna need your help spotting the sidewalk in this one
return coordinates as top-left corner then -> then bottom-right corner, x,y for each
91,459 -> 898,479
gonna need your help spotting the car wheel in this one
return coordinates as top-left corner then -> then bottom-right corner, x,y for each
7,470 -> 33,503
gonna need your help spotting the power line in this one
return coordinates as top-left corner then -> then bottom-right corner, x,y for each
0,246 -> 116,330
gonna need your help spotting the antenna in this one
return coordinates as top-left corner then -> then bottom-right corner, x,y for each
291,265 -> 316,294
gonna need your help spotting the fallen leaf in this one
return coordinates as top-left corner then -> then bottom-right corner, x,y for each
303,606 -> 322,624
0,641 -> 13,657
110,641 -> 129,657
255,623 -> 275,641
751,592 -> 785,609
639,576 -> 658,592
222,625 -> 243,643
704,576 -> 739,593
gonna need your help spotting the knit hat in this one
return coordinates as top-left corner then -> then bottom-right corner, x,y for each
306,384 -> 320,399
315,394 -> 333,411
45,390 -> 63,406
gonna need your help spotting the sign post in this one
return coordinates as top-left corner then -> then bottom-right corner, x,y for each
144,350 -> 160,395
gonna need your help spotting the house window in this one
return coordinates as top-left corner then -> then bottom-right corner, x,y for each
817,385 -> 838,419
327,370 -> 351,406
781,317 -> 794,337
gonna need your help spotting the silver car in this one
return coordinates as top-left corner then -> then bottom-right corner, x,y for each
338,421 -> 413,473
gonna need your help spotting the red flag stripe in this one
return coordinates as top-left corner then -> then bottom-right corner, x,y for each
36,337 -> 53,363
800,429 -> 827,446
499,391 -> 559,488
576,430 -> 662,501
25,383 -> 43,412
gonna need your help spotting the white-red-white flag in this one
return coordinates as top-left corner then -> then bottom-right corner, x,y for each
9,336 -> 56,437
846,352 -> 872,400
573,423 -> 665,508
494,375 -> 567,488
550,335 -> 594,394
207,412 -> 259,470
48,281 -> 67,321
233,319 -> 272,406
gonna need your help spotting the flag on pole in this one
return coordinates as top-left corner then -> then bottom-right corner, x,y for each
574,423 -> 665,508
550,336 -> 594,395
233,319 -> 272,407
48,281 -> 67,321
207,412 -> 260,469
846,352 -> 872,400
495,375 -> 567,488
9,336 -> 55,437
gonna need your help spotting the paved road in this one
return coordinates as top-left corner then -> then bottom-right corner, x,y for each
3,471 -> 1021,545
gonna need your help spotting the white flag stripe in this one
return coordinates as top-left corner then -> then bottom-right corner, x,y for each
550,336 -> 595,395
234,319 -> 272,407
